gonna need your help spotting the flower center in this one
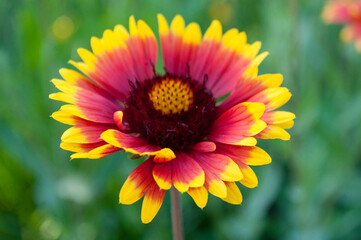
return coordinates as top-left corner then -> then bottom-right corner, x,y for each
124,74 -> 216,151
148,78 -> 194,115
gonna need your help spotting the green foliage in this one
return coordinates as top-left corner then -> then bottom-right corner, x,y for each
1,0 -> 361,239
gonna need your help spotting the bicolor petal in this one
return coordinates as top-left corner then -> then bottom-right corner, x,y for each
208,102 -> 266,145
101,129 -> 175,161
61,125 -> 111,143
153,162 -> 172,190
70,144 -> 120,159
191,152 -> 243,198
171,153 -> 205,193
119,158 -> 155,205
215,143 -> 272,166
153,153 -> 205,193
141,181 -> 166,224
158,14 -> 201,76
249,87 -> 292,111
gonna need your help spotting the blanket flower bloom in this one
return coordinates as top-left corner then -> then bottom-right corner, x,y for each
50,14 -> 294,223
322,0 -> 361,52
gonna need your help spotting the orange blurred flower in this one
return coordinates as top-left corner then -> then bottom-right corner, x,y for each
322,0 -> 361,52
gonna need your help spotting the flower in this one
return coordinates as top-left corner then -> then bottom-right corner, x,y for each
322,0 -> 361,52
50,14 -> 294,223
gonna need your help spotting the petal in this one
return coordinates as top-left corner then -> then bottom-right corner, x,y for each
255,125 -> 291,140
206,53 -> 251,98
84,49 -> 134,100
171,153 -> 205,193
158,14 -> 201,76
221,182 -> 243,205
248,87 -> 292,111
274,119 -> 294,129
176,23 -> 201,75
58,68 -> 118,100
60,104 -> 90,121
189,26 -> 260,98
119,158 -> 155,205
191,152 -> 242,198
189,37 -> 223,87
256,111 -> 295,140
222,28 -> 239,45
101,129 -> 175,161
208,102 -> 266,145
218,73 -> 284,114
170,15 -> 185,34
223,31 -> 247,54
187,186 -> 208,209
51,111 -> 81,125
70,144 -> 120,159
59,68 -> 84,84
153,153 -> 205,192
152,162 -> 172,190
183,22 -> 202,44
251,51 -> 269,66
253,109 -> 295,140
153,148 -> 176,163
51,74 -> 122,124
203,20 -> 222,41
59,123 -> 120,159
215,143 -> 272,166
261,111 -> 296,125
190,141 -> 216,153
257,74 -> 283,88
61,125 -> 110,143
70,19 -> 157,101
77,48 -> 97,70
141,181 -> 166,224
49,92 -> 74,103
60,141 -> 105,153
157,14 -> 169,35
113,111 -> 124,130
193,152 -> 243,182
243,41 -> 262,59
125,17 -> 158,82
239,166 -> 258,188
207,179 -> 227,198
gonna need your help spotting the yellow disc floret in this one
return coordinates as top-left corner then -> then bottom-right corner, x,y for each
149,78 -> 194,115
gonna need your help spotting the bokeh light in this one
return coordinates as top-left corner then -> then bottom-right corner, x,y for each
52,16 -> 75,41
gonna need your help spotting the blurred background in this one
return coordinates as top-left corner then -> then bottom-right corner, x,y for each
1,0 -> 361,239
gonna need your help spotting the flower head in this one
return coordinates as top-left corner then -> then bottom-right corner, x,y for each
322,0 -> 361,52
50,14 -> 294,223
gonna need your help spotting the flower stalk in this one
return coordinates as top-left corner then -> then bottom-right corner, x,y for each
171,187 -> 184,240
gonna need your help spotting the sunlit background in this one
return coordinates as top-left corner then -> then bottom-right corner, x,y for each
1,0 -> 361,239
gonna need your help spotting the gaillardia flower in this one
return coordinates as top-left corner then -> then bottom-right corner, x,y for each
322,0 -> 361,52
50,15 -> 294,223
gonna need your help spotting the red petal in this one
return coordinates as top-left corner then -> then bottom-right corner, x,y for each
190,141 -> 216,152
